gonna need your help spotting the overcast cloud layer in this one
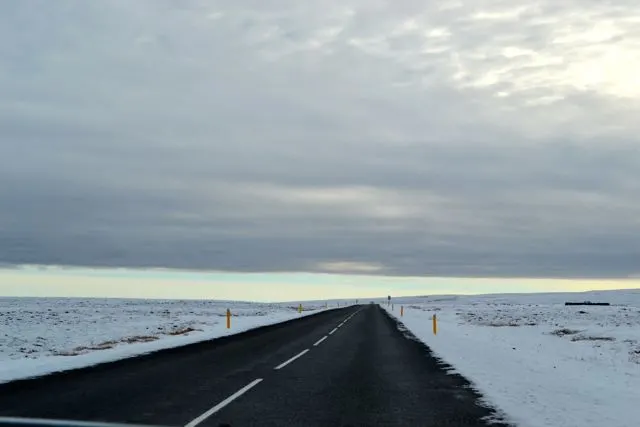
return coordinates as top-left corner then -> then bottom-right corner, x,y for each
2,0 -> 640,278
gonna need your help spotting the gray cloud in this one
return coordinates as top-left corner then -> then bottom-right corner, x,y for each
2,0 -> 640,278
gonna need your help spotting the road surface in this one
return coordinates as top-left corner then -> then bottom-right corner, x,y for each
0,305 -> 508,426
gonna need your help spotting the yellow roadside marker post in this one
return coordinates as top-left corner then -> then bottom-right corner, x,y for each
433,314 -> 437,335
226,309 -> 231,329
299,303 -> 303,314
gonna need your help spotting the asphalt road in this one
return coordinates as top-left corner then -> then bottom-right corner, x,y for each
0,305 -> 509,427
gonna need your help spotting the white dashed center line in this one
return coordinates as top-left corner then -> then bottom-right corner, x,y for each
184,307 -> 365,426
184,378 -> 263,427
274,349 -> 310,370
314,336 -> 328,346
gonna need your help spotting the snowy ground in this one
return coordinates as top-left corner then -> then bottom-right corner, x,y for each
4,290 -> 639,427
385,289 -> 640,427
0,297 -> 338,383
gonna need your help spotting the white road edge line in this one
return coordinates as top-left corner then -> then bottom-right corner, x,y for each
329,327 -> 338,335
274,349 -> 310,370
184,378 -> 263,427
313,336 -> 328,346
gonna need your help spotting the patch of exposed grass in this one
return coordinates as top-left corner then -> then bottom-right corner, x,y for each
121,335 -> 159,344
570,335 -> 615,342
165,327 -> 200,336
52,350 -> 82,357
487,321 -> 521,327
550,328 -> 581,337
88,340 -> 119,350
52,335 -> 159,356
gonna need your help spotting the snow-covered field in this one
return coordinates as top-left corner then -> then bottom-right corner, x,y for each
0,297 -> 336,383
385,289 -> 640,427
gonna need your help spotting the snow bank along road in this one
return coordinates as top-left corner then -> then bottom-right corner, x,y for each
0,305 -> 507,427
0,298 -> 333,383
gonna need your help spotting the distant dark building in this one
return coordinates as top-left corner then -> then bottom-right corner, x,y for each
565,301 -> 610,306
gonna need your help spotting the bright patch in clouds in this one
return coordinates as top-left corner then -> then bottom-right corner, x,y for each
316,261 -> 385,274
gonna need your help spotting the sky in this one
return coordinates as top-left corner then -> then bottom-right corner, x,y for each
1,266 -> 638,302
2,0 -> 640,298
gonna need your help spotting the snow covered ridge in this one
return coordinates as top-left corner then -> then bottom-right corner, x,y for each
385,289 -> 640,427
0,298 -> 333,384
